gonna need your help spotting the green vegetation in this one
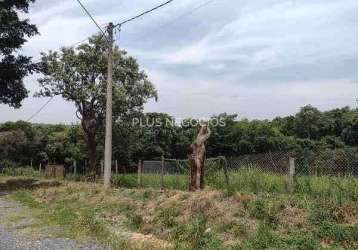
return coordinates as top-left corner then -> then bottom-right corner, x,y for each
37,35 -> 157,172
5,180 -> 357,249
0,0 -> 38,108
1,105 -> 357,176
11,190 -> 42,209
9,189 -> 131,250
1,166 -> 42,178
112,169 -> 358,203
112,174 -> 188,190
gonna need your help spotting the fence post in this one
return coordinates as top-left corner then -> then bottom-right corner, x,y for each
161,155 -> 165,190
115,160 -> 118,174
288,156 -> 295,193
39,163 -> 42,172
74,160 -> 77,176
30,159 -> 33,168
101,160 -> 104,178
137,160 -> 142,187
222,157 -> 230,189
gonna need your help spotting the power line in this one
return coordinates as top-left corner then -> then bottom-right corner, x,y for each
75,0 -> 108,38
159,0 -> 216,28
26,0 -> 131,123
32,37 -> 91,63
114,0 -> 175,28
26,1 -> 176,123
31,26 -> 107,63
26,96 -> 54,122
26,31 -> 105,121
120,0 -> 216,41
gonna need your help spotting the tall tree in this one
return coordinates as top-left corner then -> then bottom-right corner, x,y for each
0,0 -> 38,108
295,105 -> 322,140
37,35 -> 157,173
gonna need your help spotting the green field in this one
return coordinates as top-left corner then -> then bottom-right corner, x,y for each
112,168 -> 358,203
2,178 -> 357,249
1,168 -> 358,249
2,166 -> 357,203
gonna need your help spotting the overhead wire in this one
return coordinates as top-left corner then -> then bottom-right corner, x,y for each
114,0 -> 175,28
157,0 -> 216,29
75,0 -> 108,38
119,0 -> 216,41
26,96 -> 55,122
26,0 -> 212,122
27,0 -> 108,122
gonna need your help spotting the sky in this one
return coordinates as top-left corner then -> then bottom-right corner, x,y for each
1,0 -> 358,123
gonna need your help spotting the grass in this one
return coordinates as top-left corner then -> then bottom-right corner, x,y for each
3,179 -> 357,249
1,167 -> 42,178
112,174 -> 188,190
10,190 -> 43,208
4,165 -> 357,203
9,190 -> 132,249
2,166 -> 358,249
112,168 -> 358,203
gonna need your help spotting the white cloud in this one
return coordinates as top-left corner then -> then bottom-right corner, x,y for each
2,0 -> 358,123
130,0 -> 358,74
145,70 -> 358,119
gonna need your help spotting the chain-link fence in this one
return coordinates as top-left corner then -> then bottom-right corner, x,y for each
112,157 -> 228,191
101,148 -> 358,201
295,148 -> 358,176
225,149 -> 358,200
227,149 -> 358,177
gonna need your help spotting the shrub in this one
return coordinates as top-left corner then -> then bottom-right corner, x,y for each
244,224 -> 283,249
157,206 -> 179,228
283,233 -> 319,250
172,214 -> 223,250
126,212 -> 143,230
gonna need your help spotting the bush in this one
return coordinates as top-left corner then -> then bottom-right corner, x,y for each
172,214 -> 223,250
0,159 -> 19,170
112,174 -> 138,188
229,168 -> 286,193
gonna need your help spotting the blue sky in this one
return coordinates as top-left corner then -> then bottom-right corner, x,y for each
1,0 -> 358,123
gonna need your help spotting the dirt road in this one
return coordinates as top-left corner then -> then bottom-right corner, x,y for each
0,195 -> 105,250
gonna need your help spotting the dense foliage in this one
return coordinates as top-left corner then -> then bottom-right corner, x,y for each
37,35 -> 157,172
0,0 -> 38,107
0,105 -> 357,171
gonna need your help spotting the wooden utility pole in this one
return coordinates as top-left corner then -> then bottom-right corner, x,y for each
104,22 -> 114,189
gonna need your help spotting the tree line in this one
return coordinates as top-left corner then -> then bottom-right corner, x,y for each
1,0 -> 357,173
0,105 -> 357,171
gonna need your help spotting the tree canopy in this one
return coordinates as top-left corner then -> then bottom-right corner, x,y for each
0,105 -> 357,171
37,35 -> 157,172
0,0 -> 38,108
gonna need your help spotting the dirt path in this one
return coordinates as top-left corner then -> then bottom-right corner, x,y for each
0,194 -> 105,250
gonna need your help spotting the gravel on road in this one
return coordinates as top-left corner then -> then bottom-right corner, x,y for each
0,196 -> 105,250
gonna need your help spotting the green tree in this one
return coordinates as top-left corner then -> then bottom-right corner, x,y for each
0,0 -> 38,107
341,108 -> 358,146
207,113 -> 238,156
138,112 -> 177,159
37,35 -> 157,172
295,105 -> 322,140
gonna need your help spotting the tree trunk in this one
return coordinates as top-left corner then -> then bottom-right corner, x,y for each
189,122 -> 211,191
88,137 -> 97,174
80,111 -> 98,177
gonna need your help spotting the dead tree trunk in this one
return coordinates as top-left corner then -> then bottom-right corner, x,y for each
189,122 -> 211,191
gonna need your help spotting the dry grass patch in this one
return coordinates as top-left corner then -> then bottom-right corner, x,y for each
6,179 -> 358,249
